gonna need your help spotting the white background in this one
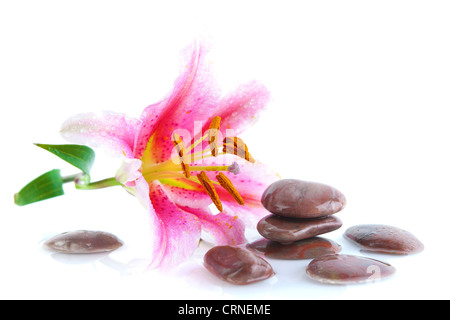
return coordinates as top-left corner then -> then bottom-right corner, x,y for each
1,0 -> 449,300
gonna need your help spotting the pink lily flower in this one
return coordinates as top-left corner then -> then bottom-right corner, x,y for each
60,41 -> 279,269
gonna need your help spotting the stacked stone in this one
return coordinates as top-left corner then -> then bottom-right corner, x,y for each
247,179 -> 346,260
204,179 -> 424,285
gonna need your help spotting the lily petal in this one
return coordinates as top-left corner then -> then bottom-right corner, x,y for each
198,80 -> 271,152
115,158 -> 143,186
222,201 -> 272,228
193,156 -> 280,205
179,205 -> 246,246
133,100 -> 170,160
130,174 -> 166,268
61,111 -> 140,158
163,156 -> 279,226
144,40 -> 221,163
162,183 -> 212,209
215,81 -> 270,135
149,181 -> 202,269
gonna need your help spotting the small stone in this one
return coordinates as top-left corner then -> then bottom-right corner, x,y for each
261,179 -> 346,218
306,254 -> 396,284
344,224 -> 424,255
44,230 -> 123,254
203,245 -> 275,285
247,237 -> 342,260
257,214 -> 342,244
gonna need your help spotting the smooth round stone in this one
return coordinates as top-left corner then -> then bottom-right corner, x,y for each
44,230 -> 123,254
247,237 -> 342,260
344,224 -> 424,255
261,179 -> 346,218
203,245 -> 275,285
306,254 -> 396,284
257,214 -> 343,244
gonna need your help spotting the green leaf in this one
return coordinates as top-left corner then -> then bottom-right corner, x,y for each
35,144 -> 95,175
14,169 -> 64,206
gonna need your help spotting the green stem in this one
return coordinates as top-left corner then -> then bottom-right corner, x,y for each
62,173 -> 121,190
75,177 -> 121,190
62,174 -> 80,183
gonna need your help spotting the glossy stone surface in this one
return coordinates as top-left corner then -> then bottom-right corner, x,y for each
257,214 -> 343,244
261,179 -> 346,218
44,230 -> 123,254
344,224 -> 424,255
306,254 -> 396,284
204,245 -> 275,285
247,237 -> 342,260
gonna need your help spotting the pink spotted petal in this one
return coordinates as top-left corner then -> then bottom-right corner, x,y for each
165,179 -> 271,228
145,40 -> 221,163
216,81 -> 270,133
179,205 -> 246,246
60,111 -> 140,158
199,80 -> 271,151
149,181 -> 202,269
163,184 -> 212,209
192,156 -> 280,205
162,156 -> 279,227
222,201 -> 271,228
196,157 -> 279,226
115,158 -> 143,186
133,100 -> 170,160
130,176 -> 166,268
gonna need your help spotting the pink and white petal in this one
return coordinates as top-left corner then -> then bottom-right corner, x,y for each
164,181 -> 269,229
115,158 -> 143,185
217,81 -> 270,134
179,205 -> 246,246
222,201 -> 271,228
149,181 -> 202,269
133,100 -> 170,160
163,183 -> 212,209
146,40 -> 222,163
127,176 -> 166,268
60,111 -> 140,158
191,156 -> 280,206
163,157 -> 279,228
199,80 -> 271,151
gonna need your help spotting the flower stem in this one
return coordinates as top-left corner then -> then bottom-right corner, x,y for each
75,177 -> 121,190
62,173 -> 121,190
62,174 -> 80,183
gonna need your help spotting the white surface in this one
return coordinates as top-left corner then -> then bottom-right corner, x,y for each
1,0 -> 449,300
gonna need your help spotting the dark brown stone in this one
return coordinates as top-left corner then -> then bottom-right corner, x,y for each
247,237 -> 342,260
261,179 -> 346,218
306,254 -> 396,284
344,224 -> 424,255
257,214 -> 342,244
203,245 -> 275,285
44,230 -> 123,254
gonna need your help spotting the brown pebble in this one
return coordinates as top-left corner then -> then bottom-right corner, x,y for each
203,245 -> 275,285
247,237 -> 342,260
261,179 -> 346,218
44,230 -> 123,254
344,224 -> 424,255
257,214 -> 342,244
306,254 -> 396,284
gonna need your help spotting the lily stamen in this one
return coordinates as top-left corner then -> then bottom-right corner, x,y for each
216,172 -> 244,205
197,171 -> 223,212
172,133 -> 191,178
208,116 -> 221,157
223,137 -> 255,163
